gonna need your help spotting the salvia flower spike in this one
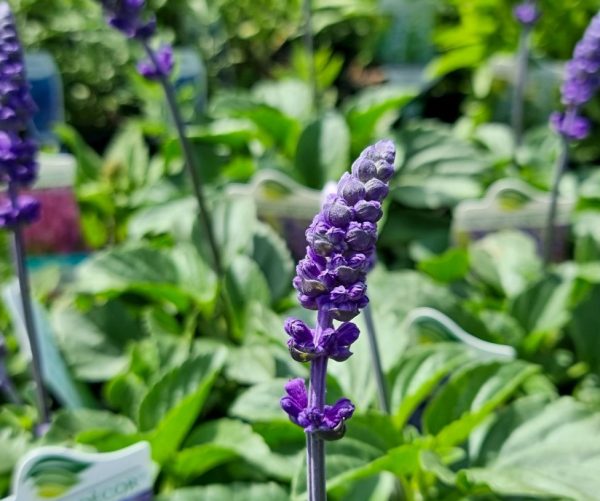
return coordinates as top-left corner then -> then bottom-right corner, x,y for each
545,12 -> 600,265
511,0 -> 539,147
281,140 -> 395,500
551,11 -> 600,141
513,1 -> 540,27
0,2 -> 49,426
98,0 -> 223,277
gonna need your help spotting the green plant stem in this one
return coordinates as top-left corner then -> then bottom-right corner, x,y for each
303,0 -> 319,111
512,25 -> 531,150
364,304 -> 390,414
307,356 -> 327,501
543,135 -> 569,266
9,206 -> 50,427
142,42 -> 222,277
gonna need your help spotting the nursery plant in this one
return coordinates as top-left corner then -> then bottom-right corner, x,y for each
3,1 -> 600,501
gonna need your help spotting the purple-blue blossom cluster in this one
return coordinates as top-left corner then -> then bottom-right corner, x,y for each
551,12 -> 600,141
281,140 -> 395,436
0,3 -> 40,228
281,379 -> 354,435
99,0 -> 173,80
513,1 -> 539,27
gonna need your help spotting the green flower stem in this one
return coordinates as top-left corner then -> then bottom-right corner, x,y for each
512,25 -> 532,149
364,304 -> 390,414
9,185 -> 50,426
543,135 -> 569,266
303,0 -> 319,111
141,42 -> 222,277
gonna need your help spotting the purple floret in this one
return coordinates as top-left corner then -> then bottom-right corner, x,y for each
281,378 -> 355,435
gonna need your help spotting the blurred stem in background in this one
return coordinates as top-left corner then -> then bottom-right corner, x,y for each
364,304 -> 389,414
511,25 -> 531,149
303,0 -> 319,112
543,135 -> 569,267
10,220 -> 50,428
141,42 -> 222,278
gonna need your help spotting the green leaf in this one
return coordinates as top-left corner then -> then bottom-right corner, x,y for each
156,482 -> 289,501
391,121 -> 489,209
294,111 -> 350,189
567,284 -> 600,374
457,398 -> 600,500
52,300 -> 143,382
468,395 -> 551,466
510,267 -> 576,349
210,197 -> 257,267
0,427 -> 31,475
253,79 -> 313,121
171,418 -> 290,480
44,409 -> 136,445
55,124 -> 102,183
345,85 -> 417,156
73,246 -> 192,310
418,248 -> 469,283
229,379 -> 292,423
469,231 -> 542,298
224,255 -> 272,339
423,360 -> 538,446
389,344 -> 474,428
139,351 -> 226,464
251,222 -> 294,302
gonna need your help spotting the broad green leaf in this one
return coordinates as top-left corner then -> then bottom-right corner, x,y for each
457,398 -> 600,500
156,482 -> 289,501
468,395 -> 551,466
392,122 -> 489,209
470,231 -> 542,298
73,246 -> 191,310
52,300 -> 143,382
294,111 -> 350,189
567,284 -> 600,374
389,344 -> 474,428
423,360 -> 538,446
171,418 -> 290,480
169,243 -> 218,310
225,344 -> 277,385
224,255 -> 272,339
510,267 -> 576,350
229,379 -> 291,423
44,409 -> 136,445
168,444 -> 238,480
210,197 -> 257,267
344,85 -> 417,156
128,197 -> 197,242
418,248 -> 469,283
0,428 -> 31,475
251,222 -> 294,302
139,351 -> 226,464
253,79 -> 313,121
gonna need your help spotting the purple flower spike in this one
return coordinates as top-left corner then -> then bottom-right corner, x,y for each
99,0 -> 155,40
0,2 -> 40,228
281,139 -> 395,445
137,45 -> 174,80
295,140 -> 395,322
513,1 -> 539,27
551,11 -> 600,141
